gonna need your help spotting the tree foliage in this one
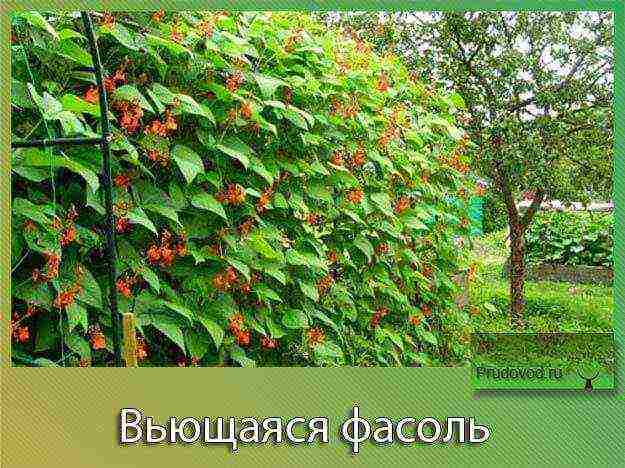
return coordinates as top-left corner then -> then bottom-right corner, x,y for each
11,11 -> 474,367
332,11 -> 613,325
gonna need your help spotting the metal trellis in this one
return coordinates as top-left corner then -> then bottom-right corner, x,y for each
11,11 -> 124,367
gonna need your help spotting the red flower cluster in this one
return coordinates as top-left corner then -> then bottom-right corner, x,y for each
116,217 -> 131,234
84,86 -> 99,104
170,27 -> 184,44
376,73 -> 390,92
226,72 -> 244,93
104,67 -> 126,94
307,213 -> 321,226
317,274 -> 334,296
114,173 -> 132,190
151,9 -> 165,22
228,313 -> 250,347
350,145 -> 367,167
330,150 -> 344,166
284,28 -> 304,53
32,251 -> 60,283
378,124 -> 401,148
113,100 -> 144,134
88,325 -> 106,350
346,188 -> 363,204
421,304 -> 432,317
240,102 -> 253,120
261,335 -> 278,349
136,336 -> 149,360
116,275 -> 137,298
198,20 -> 214,38
393,196 -> 410,214
54,283 -> 83,309
307,327 -> 325,347
145,110 -> 178,137
409,315 -> 422,326
376,243 -> 390,255
212,266 -> 239,292
326,250 -> 338,264
147,149 -> 170,166
147,230 -> 187,268
11,314 -> 30,343
216,184 -> 246,205
370,307 -> 389,328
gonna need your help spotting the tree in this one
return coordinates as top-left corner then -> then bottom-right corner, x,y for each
333,11 -> 613,327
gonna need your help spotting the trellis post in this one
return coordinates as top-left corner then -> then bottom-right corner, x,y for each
81,11 -> 123,367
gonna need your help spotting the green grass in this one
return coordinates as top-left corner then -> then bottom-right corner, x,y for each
468,229 -> 613,334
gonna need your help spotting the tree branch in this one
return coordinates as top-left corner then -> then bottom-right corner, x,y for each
520,189 -> 545,231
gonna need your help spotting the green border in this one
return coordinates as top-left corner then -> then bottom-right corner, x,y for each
2,2 -> 623,466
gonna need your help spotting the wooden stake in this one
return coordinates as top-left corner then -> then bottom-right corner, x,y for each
122,313 -> 138,368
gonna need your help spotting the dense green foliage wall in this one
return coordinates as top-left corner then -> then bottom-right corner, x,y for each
11,11 -> 473,367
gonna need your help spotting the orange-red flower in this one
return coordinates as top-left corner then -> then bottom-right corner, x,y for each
376,73 -> 390,92
114,173 -> 131,189
370,307 -> 389,328
240,102 -> 253,120
151,9 -> 165,22
116,217 -> 131,234
307,327 -> 325,347
347,189 -> 363,204
60,225 -> 77,247
409,315 -> 422,326
393,196 -> 410,214
261,335 -> 278,349
84,86 -> 99,104
330,150 -> 344,166
226,72 -> 244,93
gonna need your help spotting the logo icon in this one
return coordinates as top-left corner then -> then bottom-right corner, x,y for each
577,362 -> 601,392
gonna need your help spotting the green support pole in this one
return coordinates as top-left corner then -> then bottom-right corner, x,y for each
81,11 -> 124,367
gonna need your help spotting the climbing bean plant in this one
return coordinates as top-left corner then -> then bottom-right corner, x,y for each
11,11 -> 473,367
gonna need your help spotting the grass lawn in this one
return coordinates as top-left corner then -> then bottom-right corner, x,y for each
468,230 -> 613,333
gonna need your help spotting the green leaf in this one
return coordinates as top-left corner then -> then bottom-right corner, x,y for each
354,235 -> 374,263
127,207 -> 157,234
247,234 -> 281,260
19,12 -> 59,39
370,192 -> 393,215
105,23 -> 138,50
60,94 -> 100,116
265,316 -> 287,338
185,328 -> 210,359
160,300 -> 193,321
230,345 -> 256,367
113,85 -> 154,112
197,316 -> 224,350
138,267 -> 160,293
57,40 -> 93,66
172,145 -> 204,184
177,94 -> 215,123
12,198 -> 49,225
215,136 -> 253,169
191,192 -> 228,221
77,267 -> 102,309
66,302 -> 88,332
282,308 -> 309,329
14,147 -> 100,192
255,284 -> 282,303
145,33 -> 192,56
226,258 -> 250,282
65,333 -> 91,359
144,204 -> 181,226
254,73 -> 286,99
299,280 -> 319,302
151,318 -> 186,353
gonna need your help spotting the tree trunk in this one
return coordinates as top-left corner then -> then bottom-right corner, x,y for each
509,223 -> 525,330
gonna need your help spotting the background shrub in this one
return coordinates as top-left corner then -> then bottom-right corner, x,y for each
524,211 -> 613,267
11,11 -> 474,367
